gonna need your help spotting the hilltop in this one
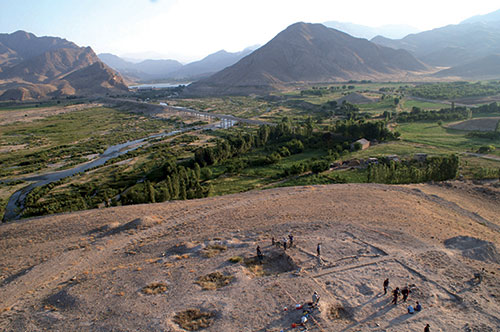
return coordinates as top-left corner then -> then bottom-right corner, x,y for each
0,31 -> 128,101
185,23 -> 427,96
1,181 -> 498,331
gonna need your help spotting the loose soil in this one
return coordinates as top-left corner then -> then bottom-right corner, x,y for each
0,181 -> 499,331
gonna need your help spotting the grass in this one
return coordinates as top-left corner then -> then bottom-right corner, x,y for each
0,107 -> 170,178
141,282 -> 168,295
202,244 -> 227,258
173,309 -> 214,331
402,99 -> 449,111
228,256 -> 243,263
196,272 -> 233,290
243,257 -> 266,277
396,122 -> 500,155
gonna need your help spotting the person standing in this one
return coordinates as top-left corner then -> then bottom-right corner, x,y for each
402,286 -> 410,302
282,237 -> 287,250
424,324 -> 430,332
256,246 -> 263,262
392,287 -> 400,305
312,291 -> 320,306
289,234 -> 294,248
383,278 -> 389,295
317,243 -> 321,256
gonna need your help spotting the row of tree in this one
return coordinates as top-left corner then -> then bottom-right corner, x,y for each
367,155 -> 459,184
396,106 -> 471,122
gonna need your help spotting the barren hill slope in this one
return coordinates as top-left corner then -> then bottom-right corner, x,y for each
1,181 -> 498,331
186,23 -> 427,96
0,31 -> 128,100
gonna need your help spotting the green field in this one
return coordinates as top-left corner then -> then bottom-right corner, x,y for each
2,81 -> 500,221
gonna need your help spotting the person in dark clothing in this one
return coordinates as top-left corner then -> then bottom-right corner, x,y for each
401,286 -> 410,302
272,237 -> 275,246
392,287 -> 400,305
256,246 -> 263,262
283,237 -> 287,250
317,243 -> 321,256
288,234 -> 294,248
415,301 -> 422,311
424,323 -> 430,332
383,278 -> 389,295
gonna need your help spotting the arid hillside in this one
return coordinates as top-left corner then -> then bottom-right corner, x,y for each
0,181 -> 499,331
0,31 -> 128,100
186,23 -> 428,96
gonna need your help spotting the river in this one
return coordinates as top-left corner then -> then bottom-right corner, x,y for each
2,129 -> 185,222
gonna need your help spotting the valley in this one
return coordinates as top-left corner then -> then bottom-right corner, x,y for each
1,4 -> 500,331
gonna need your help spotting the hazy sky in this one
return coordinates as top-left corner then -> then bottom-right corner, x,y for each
1,0 -> 499,62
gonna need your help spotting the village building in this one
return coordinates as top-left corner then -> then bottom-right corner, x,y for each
351,138 -> 370,150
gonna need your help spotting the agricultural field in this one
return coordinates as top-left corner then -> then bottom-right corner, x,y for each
2,81 -> 500,221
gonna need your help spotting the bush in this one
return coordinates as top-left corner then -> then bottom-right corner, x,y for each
478,145 -> 496,154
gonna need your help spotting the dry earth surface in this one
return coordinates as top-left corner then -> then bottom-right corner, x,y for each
0,181 -> 499,332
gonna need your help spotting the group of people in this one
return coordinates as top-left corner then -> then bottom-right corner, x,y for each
272,234 -> 294,250
385,280 -> 412,305
384,278 -> 429,331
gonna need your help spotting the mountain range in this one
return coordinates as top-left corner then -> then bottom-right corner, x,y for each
323,21 -> 420,40
0,31 -> 128,101
99,47 -> 256,82
185,22 -> 427,96
371,9 -> 500,70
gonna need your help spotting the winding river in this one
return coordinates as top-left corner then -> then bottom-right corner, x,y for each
2,129 -> 185,222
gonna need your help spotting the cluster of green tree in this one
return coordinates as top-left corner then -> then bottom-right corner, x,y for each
406,82 -> 500,100
22,144 -> 212,217
396,106 -> 471,122
121,163 -> 209,204
321,101 -> 362,118
282,159 -> 330,176
20,116 -> 399,218
328,119 -> 397,141
472,167 -> 500,180
471,102 -> 500,114
367,155 -> 459,184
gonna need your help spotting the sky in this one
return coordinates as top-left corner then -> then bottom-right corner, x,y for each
1,0 -> 499,63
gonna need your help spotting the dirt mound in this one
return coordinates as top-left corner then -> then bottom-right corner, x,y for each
329,304 -> 354,321
243,248 -> 298,277
447,117 -> 500,132
444,236 -> 500,264
113,215 -> 162,233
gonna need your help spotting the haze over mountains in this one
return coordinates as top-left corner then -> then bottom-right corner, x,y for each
186,23 -> 427,96
371,9 -> 500,74
2,8 -> 500,100
0,31 -> 128,101
323,21 -> 420,40
99,47 -> 256,82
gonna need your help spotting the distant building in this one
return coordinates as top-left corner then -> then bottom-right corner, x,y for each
351,138 -> 370,150
413,153 -> 428,162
